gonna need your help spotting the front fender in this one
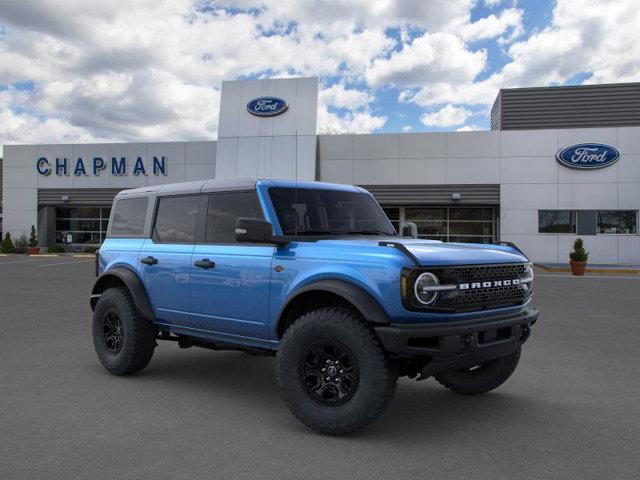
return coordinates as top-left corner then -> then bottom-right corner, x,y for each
90,267 -> 154,321
274,278 -> 391,338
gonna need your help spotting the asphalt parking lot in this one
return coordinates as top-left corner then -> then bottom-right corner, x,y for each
1,256 -> 639,479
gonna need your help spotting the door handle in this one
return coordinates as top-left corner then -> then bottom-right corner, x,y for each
194,259 -> 215,269
140,256 -> 158,266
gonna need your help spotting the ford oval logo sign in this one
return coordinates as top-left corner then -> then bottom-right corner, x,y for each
556,143 -> 620,170
246,97 -> 288,117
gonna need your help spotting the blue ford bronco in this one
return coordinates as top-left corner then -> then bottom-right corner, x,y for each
91,178 -> 538,435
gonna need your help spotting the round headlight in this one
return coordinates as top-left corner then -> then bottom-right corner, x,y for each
414,272 -> 440,305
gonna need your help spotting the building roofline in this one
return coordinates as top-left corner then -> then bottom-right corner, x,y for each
497,81 -> 640,94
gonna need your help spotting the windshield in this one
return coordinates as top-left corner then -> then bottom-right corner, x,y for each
268,187 -> 397,237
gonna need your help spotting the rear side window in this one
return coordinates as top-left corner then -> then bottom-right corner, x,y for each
206,192 -> 263,244
110,197 -> 148,236
153,195 -> 200,243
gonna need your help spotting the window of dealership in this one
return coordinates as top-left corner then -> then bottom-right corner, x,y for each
382,206 -> 497,244
54,206 -> 112,245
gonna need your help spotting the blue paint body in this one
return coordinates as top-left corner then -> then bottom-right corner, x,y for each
98,179 -> 530,351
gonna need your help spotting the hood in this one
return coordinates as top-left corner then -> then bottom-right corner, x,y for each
316,237 -> 528,266
397,239 -> 528,266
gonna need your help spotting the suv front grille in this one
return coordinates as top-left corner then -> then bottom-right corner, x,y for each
407,263 -> 532,313
450,264 -> 528,283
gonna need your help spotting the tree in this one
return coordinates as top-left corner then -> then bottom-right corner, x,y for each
317,123 -> 355,135
29,225 -> 38,248
1,232 -> 15,253
569,238 -> 589,262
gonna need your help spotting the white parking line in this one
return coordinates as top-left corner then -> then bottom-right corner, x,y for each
536,273 -> 640,279
0,258 -> 52,265
38,259 -> 92,267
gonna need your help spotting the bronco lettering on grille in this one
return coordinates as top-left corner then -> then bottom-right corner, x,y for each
458,278 -> 520,290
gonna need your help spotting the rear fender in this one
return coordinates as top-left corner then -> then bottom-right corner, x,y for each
90,267 -> 154,321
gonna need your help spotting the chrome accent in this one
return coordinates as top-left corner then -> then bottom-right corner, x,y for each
419,284 -> 457,292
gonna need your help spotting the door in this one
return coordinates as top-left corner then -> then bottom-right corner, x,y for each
189,191 -> 274,341
139,194 -> 201,326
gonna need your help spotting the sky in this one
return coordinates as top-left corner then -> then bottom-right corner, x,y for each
0,0 -> 639,154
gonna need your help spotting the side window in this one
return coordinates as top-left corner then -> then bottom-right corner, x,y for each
110,197 -> 148,236
206,192 -> 263,244
153,195 -> 200,244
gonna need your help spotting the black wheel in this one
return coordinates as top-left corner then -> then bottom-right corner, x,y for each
276,307 -> 397,435
92,287 -> 157,376
433,348 -> 521,395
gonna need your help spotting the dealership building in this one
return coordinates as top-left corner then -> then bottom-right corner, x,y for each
1,78 -> 639,264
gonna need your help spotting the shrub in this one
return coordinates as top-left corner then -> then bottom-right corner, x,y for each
48,245 -> 65,254
1,232 -> 15,253
13,235 -> 29,254
82,246 -> 98,254
569,238 -> 589,262
29,225 -> 38,248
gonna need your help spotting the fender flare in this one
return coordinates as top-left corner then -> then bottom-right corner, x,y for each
90,267 -> 154,321
275,279 -> 390,336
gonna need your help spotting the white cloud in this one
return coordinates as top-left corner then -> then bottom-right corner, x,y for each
456,125 -> 484,131
420,105 -> 472,127
459,7 -> 523,42
366,32 -> 486,88
484,0 -> 506,7
402,125 -> 413,132
0,0 -> 638,147
404,0 -> 640,110
317,106 -> 386,134
319,84 -> 373,110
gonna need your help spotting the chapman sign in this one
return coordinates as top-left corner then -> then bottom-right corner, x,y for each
246,97 -> 288,117
556,143 -> 620,170
36,156 -> 168,176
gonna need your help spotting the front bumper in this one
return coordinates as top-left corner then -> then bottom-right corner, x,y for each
375,307 -> 538,377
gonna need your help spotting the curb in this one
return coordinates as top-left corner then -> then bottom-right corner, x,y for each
534,263 -> 640,275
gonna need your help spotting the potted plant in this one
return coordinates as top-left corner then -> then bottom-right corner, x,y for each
569,238 -> 589,276
13,235 -> 29,254
1,232 -> 15,253
28,225 -> 40,255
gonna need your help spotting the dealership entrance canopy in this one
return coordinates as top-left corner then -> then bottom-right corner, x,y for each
2,78 -> 639,264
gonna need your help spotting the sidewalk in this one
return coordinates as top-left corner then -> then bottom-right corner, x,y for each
535,263 -> 640,274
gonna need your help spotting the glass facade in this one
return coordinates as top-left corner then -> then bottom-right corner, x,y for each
382,206 -> 496,243
597,210 -> 637,234
538,210 -> 638,235
55,206 -> 111,245
538,210 -> 577,233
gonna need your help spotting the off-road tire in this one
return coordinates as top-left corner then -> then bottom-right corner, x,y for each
433,347 -> 521,395
276,307 -> 397,435
92,287 -> 157,376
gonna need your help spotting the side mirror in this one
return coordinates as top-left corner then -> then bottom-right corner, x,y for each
235,218 -> 275,243
401,221 -> 418,238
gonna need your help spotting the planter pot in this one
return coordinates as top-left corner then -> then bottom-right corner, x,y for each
28,246 -> 41,255
569,260 -> 587,276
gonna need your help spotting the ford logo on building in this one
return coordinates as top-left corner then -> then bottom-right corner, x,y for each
246,97 -> 288,117
556,143 -> 620,170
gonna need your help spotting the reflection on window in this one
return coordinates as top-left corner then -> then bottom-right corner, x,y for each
538,210 -> 576,233
385,206 -> 495,243
153,196 -> 200,243
597,211 -> 637,234
206,192 -> 263,244
55,206 -> 112,245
